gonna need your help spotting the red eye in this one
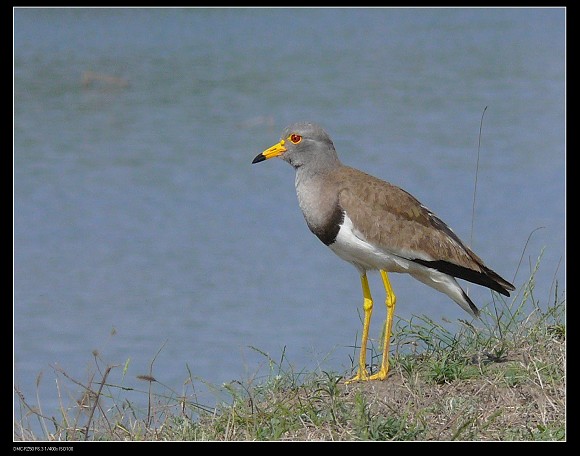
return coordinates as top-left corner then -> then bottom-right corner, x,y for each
289,134 -> 302,144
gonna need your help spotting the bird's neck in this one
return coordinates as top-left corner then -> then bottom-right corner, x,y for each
295,167 -> 343,246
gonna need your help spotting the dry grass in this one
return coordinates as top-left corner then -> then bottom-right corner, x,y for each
190,319 -> 564,441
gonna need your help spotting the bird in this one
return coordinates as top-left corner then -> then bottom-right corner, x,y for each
251,121 -> 515,382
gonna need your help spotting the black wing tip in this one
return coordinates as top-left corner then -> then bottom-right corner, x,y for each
483,266 -> 515,296
413,258 -> 515,297
497,284 -> 515,297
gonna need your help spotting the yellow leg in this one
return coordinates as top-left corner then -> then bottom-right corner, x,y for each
345,273 -> 373,383
369,270 -> 397,380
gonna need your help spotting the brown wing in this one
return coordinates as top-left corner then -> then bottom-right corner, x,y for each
333,166 -> 515,295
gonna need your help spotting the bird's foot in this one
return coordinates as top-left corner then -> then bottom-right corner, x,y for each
345,369 -> 370,384
345,367 -> 389,383
368,367 -> 389,381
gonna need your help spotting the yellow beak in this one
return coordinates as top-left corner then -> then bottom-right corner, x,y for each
252,140 -> 287,164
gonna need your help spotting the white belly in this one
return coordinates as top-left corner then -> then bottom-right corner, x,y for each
328,214 -> 478,317
329,214 -> 414,274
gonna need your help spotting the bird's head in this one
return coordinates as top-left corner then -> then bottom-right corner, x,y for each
252,122 -> 340,170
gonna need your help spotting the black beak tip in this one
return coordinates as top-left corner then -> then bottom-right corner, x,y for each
252,154 -> 266,164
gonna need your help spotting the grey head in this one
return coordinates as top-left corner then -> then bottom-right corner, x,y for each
252,122 -> 342,172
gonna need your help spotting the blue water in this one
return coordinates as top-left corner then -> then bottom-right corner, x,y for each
14,7 -> 565,437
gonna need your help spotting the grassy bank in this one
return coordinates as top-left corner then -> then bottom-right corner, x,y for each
14,254 -> 565,441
